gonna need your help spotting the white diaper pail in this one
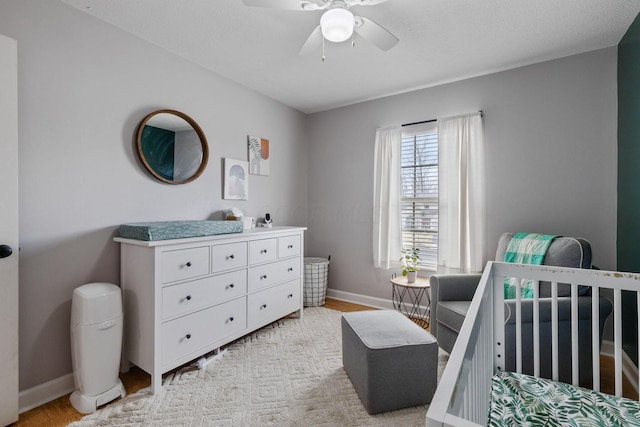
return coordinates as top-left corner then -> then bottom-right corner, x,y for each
70,283 -> 125,414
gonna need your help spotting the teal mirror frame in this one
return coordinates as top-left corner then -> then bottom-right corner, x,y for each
135,109 -> 209,185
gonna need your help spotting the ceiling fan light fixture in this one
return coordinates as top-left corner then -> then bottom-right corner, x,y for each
320,8 -> 355,42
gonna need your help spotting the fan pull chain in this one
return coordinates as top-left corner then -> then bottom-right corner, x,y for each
322,36 -> 326,62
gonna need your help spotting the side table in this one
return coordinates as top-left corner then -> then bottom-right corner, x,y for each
391,275 -> 431,329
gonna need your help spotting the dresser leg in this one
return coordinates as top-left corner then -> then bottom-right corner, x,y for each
151,370 -> 162,394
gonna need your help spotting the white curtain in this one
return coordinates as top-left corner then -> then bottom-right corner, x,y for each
373,126 -> 402,269
438,112 -> 486,274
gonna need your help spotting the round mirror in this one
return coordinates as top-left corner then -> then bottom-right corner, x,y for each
135,109 -> 209,184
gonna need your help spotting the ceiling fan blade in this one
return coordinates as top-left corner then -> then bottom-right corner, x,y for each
242,0 -> 323,10
354,16 -> 399,51
298,25 -> 323,56
346,0 -> 390,5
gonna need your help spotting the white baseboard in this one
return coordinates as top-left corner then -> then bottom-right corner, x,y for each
600,340 -> 639,393
325,288 -> 394,310
325,288 -> 430,320
18,372 -> 75,414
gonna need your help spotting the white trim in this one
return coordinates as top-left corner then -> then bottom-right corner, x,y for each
600,339 -> 639,394
18,373 -> 75,414
326,288 -> 393,310
401,121 -> 437,136
325,288 -> 430,320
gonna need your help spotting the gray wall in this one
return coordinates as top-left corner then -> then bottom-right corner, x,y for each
0,0 -> 308,390
307,48 -> 618,301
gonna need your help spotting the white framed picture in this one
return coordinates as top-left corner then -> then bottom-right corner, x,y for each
223,158 -> 249,200
248,135 -> 270,176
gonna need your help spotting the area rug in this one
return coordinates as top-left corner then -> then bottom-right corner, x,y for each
69,307 -> 448,426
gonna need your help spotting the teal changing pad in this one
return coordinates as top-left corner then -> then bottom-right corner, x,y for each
119,220 -> 243,241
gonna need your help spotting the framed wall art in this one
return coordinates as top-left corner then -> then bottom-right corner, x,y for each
223,158 -> 249,200
248,135 -> 270,176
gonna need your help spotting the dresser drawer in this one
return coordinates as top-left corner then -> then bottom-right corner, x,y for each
247,280 -> 301,330
278,235 -> 301,258
249,238 -> 277,265
162,246 -> 210,284
247,257 -> 300,292
211,242 -> 248,273
162,270 -> 247,320
161,297 -> 246,366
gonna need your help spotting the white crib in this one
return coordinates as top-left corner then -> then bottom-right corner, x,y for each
426,261 -> 640,426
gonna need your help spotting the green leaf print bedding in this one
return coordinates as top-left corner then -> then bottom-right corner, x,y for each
488,371 -> 640,426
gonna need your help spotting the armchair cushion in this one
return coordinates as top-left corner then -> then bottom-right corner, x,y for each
437,301 -> 471,333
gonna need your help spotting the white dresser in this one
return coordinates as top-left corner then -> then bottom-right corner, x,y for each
114,226 -> 306,393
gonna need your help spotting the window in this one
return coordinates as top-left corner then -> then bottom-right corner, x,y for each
401,122 -> 438,271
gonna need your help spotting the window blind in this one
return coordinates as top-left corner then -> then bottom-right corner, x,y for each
401,130 -> 438,270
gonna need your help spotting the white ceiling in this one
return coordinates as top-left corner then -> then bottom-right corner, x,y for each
61,0 -> 640,114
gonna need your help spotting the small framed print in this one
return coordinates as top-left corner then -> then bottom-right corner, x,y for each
248,135 -> 270,176
223,158 -> 249,200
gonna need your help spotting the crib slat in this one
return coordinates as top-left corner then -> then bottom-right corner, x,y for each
494,275 -> 505,374
551,281 -> 559,382
591,285 -> 600,393
571,283 -> 579,386
533,281 -> 540,377
614,289 -> 623,397
515,278 -> 522,374
482,315 -> 491,417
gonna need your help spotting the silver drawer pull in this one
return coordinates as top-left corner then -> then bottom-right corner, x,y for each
185,295 -> 192,301
186,262 -> 192,267
260,275 -> 267,280
227,254 -> 235,260
228,316 -> 234,322
287,294 -> 293,299
261,304 -> 267,309
260,249 -> 268,254
227,283 -> 235,289
185,334 -> 192,340
288,245 -> 294,249
288,267 -> 293,272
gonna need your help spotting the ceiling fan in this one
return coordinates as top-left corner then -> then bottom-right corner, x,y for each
242,0 -> 399,57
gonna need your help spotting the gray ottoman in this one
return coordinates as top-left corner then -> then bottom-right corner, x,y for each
341,310 -> 438,414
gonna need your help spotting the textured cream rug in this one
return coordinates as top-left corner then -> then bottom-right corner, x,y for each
69,307 -> 448,426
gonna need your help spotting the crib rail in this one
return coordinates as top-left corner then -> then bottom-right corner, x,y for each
426,261 -> 640,427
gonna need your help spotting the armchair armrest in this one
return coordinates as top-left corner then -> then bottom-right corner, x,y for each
430,274 -> 482,344
430,274 -> 482,302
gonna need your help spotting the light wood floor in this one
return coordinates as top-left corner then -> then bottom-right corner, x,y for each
13,298 -> 638,426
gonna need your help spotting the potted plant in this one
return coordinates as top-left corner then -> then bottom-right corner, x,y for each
400,247 -> 421,283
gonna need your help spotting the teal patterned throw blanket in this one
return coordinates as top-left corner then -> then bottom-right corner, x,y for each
504,232 -> 557,299
489,371 -> 640,426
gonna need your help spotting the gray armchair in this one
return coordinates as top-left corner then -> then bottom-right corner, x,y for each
430,232 -> 613,386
